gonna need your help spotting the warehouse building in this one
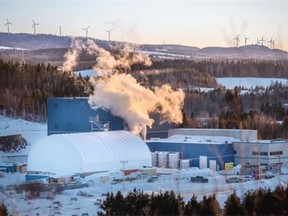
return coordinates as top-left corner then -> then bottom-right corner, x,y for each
146,135 -> 235,169
234,139 -> 288,171
168,128 -> 257,141
27,130 -> 152,176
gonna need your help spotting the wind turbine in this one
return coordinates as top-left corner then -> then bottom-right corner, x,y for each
267,37 -> 273,49
244,35 -> 249,46
59,26 -> 62,36
32,20 -> 39,35
272,39 -> 276,49
234,35 -> 240,47
260,36 -> 265,46
5,18 -> 13,33
256,38 -> 261,46
82,26 -> 89,38
106,29 -> 112,41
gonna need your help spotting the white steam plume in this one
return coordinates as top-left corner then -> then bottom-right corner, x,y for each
62,39 -> 87,72
62,39 -> 151,75
88,73 -> 184,136
63,38 -> 184,137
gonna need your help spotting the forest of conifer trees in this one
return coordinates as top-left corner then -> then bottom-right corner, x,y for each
1,58 -> 288,139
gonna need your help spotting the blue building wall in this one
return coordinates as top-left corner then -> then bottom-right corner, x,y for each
48,98 -> 125,135
47,97 -> 173,138
146,142 -> 234,168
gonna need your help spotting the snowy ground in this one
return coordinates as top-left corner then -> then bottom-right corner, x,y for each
1,169 -> 287,215
1,115 -> 288,215
0,115 -> 47,156
0,46 -> 27,50
216,77 -> 288,90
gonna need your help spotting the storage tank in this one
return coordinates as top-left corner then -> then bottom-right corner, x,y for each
151,152 -> 158,167
157,152 -> 168,167
180,159 -> 190,169
168,152 -> 180,168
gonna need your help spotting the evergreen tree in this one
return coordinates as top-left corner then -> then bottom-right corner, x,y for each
0,203 -> 8,216
223,191 -> 242,216
125,189 -> 150,216
199,195 -> 222,216
184,195 -> 200,216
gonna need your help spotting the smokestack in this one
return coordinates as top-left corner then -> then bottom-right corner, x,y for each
140,124 -> 147,140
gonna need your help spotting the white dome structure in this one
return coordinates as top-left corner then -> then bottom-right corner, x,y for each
27,130 -> 152,175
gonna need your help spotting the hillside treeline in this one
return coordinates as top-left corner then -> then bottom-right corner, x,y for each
183,84 -> 288,139
0,60 -> 91,121
1,59 -> 288,139
132,68 -> 218,89
132,59 -> 288,78
97,187 -> 288,216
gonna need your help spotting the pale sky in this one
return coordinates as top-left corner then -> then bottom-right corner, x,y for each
1,0 -> 287,50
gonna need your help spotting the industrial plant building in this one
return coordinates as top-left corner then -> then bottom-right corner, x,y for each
48,97 -> 171,138
23,97 -> 284,177
234,139 -> 288,169
146,135 -> 235,170
27,130 -> 152,176
47,97 -> 124,135
168,128 -> 257,141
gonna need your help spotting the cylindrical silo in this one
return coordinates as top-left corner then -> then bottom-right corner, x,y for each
180,159 -> 190,169
151,152 -> 158,167
168,152 -> 180,169
158,152 -> 168,167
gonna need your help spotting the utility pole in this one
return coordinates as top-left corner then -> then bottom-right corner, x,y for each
120,160 -> 128,193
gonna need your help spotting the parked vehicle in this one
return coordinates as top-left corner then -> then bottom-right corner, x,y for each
190,176 -> 208,183
241,175 -> 255,182
254,173 -> 275,180
147,178 -> 154,183
226,177 -> 242,183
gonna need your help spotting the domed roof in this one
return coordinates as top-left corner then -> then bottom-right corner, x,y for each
27,130 -> 151,174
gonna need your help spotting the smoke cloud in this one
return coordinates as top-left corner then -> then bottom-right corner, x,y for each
89,73 -> 184,137
63,39 -> 184,137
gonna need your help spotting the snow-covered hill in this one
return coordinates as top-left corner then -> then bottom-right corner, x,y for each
0,115 -> 47,157
216,77 -> 288,89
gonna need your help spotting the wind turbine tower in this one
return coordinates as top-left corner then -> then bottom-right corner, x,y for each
267,37 -> 273,49
260,36 -> 265,46
5,18 -> 13,33
82,26 -> 89,38
256,38 -> 261,46
59,26 -> 62,36
32,20 -> 39,35
234,35 -> 240,47
106,29 -> 112,41
272,39 -> 276,49
244,35 -> 249,46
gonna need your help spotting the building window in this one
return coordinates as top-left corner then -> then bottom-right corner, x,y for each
270,151 -> 283,156
252,151 -> 268,156
234,150 -> 237,154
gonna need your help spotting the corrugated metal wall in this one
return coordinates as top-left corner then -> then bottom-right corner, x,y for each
47,98 -> 124,135
47,97 -> 173,138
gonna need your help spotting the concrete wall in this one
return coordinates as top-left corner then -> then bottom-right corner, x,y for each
168,128 -> 257,141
